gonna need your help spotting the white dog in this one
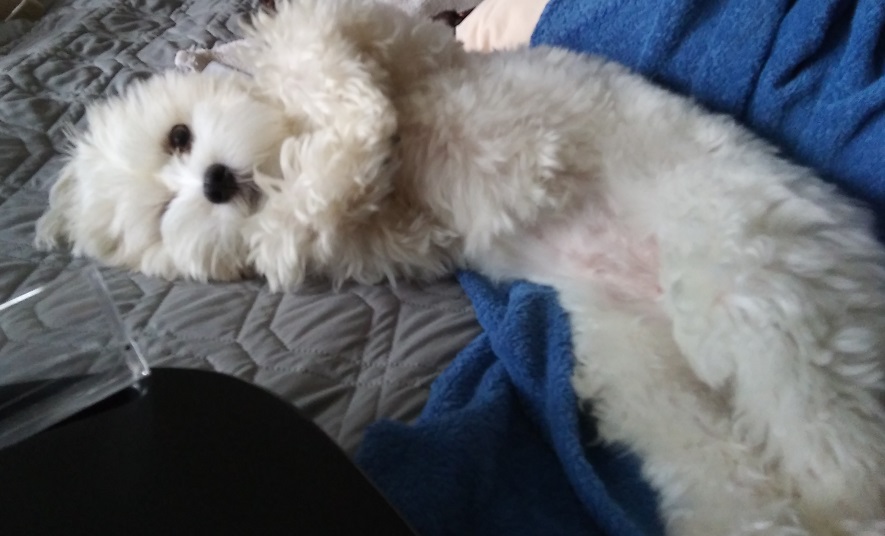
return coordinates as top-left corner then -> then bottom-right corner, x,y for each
35,0 -> 885,533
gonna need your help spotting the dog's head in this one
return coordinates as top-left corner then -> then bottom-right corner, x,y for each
36,71 -> 292,281
36,0 -> 461,288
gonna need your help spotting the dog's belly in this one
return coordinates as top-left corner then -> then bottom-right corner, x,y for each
537,219 -> 660,302
483,202 -> 662,304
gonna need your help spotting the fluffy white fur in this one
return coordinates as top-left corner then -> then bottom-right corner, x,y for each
36,1 -> 885,533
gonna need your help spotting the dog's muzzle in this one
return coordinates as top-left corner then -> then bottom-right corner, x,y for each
203,163 -> 238,204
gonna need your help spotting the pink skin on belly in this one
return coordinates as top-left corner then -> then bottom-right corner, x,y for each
523,201 -> 662,303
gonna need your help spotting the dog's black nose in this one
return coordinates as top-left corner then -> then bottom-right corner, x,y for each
203,163 -> 238,204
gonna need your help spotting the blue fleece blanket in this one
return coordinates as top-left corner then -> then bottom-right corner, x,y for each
357,1 -> 885,534
357,274 -> 660,536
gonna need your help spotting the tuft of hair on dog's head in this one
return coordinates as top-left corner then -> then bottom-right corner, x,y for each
35,70 -> 293,282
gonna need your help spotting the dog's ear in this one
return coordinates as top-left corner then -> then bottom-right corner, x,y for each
35,160 -> 77,250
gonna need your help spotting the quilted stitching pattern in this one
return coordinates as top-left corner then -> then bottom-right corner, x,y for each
0,0 -> 480,453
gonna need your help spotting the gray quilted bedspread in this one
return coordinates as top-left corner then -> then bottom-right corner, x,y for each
0,0 -> 479,453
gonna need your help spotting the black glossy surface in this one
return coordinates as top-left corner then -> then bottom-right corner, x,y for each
0,368 -> 416,536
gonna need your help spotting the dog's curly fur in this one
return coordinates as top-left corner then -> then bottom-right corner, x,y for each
36,0 -> 885,533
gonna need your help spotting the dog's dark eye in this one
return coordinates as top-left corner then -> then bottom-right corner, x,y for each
167,124 -> 192,153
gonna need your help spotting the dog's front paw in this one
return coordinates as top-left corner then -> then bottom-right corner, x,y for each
278,130 -> 397,225
246,216 -> 311,292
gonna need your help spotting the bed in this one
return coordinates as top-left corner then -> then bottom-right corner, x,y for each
6,0 -> 881,535
0,4 -> 658,533
0,0 -> 481,456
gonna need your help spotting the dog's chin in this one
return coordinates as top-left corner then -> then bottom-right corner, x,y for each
153,188 -> 259,282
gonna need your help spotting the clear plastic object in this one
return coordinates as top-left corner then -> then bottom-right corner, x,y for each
0,265 -> 150,449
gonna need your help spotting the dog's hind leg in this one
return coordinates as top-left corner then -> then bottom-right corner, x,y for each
559,285 -> 808,535
654,154 -> 885,533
